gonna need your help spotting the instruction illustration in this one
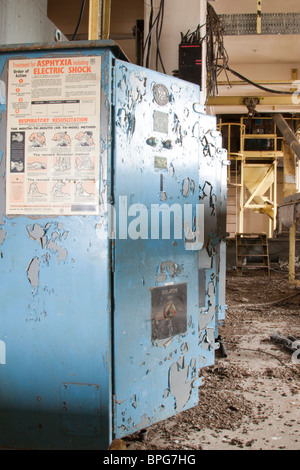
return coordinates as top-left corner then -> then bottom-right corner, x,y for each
6,56 -> 101,215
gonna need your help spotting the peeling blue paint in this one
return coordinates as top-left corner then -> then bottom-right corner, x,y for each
0,42 -> 227,451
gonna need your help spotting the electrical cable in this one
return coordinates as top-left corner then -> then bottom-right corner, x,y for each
144,0 -> 154,68
72,0 -> 87,41
222,66 -> 294,96
205,3 -> 295,100
180,23 -> 206,44
206,2 -> 230,99
228,345 -> 286,365
229,291 -> 300,309
143,0 -> 166,73
144,2 -> 293,97
155,0 -> 166,73
143,1 -> 159,68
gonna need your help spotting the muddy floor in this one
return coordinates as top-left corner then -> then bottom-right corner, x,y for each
123,268 -> 300,451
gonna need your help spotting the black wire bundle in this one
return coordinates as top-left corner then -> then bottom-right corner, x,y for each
143,0 -> 166,73
205,4 -> 293,98
178,4 -> 229,96
206,2 -> 230,99
144,2 -> 295,98
180,24 -> 205,45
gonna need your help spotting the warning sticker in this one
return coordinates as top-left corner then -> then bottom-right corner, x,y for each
151,283 -> 187,341
6,56 -> 101,215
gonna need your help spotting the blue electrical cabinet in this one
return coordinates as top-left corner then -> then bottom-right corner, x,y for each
0,41 -> 227,449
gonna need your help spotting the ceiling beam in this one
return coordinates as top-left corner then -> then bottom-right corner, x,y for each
207,96 -> 295,107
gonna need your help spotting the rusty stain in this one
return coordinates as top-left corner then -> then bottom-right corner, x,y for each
115,399 -> 126,405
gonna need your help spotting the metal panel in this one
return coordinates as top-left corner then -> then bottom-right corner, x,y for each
0,42 -> 115,450
220,13 -> 300,35
263,13 -> 300,35
112,61 -> 203,436
220,14 -> 257,36
61,383 -> 101,437
112,60 -> 227,438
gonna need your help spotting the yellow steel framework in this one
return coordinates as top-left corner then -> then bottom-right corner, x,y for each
218,117 -> 282,237
88,0 -> 111,40
242,161 -> 277,236
88,0 -> 101,40
102,0 -> 111,39
217,122 -> 244,237
208,96 -> 295,107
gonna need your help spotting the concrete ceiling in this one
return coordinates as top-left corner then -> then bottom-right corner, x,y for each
223,35 -> 300,66
207,0 -> 300,114
211,0 -> 300,65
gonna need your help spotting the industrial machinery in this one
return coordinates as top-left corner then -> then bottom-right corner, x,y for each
0,41 -> 227,449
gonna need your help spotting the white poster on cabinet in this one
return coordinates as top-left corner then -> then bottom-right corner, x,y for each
6,55 -> 101,216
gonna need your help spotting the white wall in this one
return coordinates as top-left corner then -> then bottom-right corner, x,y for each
0,0 -> 66,45
144,0 -> 207,104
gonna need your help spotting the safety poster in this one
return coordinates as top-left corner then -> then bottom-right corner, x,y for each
6,55 -> 101,215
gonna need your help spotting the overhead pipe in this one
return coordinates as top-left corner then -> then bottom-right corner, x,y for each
272,113 -> 300,160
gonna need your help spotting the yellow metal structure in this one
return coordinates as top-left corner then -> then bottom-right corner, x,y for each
88,0 -> 101,40
289,221 -> 299,285
102,0 -> 111,39
88,0 -> 111,40
217,122 -> 244,236
208,96 -> 294,107
218,117 -> 282,237
282,141 -> 297,199
242,161 -> 277,235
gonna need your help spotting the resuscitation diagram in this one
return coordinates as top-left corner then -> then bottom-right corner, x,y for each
6,55 -> 101,216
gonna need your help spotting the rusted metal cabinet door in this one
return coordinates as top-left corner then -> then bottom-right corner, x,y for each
112,60 -> 204,438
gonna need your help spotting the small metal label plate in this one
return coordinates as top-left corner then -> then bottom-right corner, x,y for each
154,156 -> 167,170
153,111 -> 169,134
151,283 -> 187,341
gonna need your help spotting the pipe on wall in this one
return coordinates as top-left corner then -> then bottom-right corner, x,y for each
272,113 -> 300,160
